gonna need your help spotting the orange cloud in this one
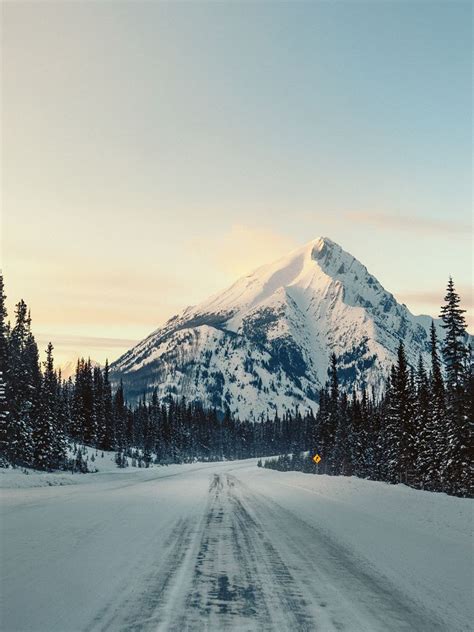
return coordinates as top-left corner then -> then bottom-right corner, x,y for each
188,224 -> 298,278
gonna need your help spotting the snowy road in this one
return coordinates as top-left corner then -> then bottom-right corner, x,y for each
1,461 -> 472,631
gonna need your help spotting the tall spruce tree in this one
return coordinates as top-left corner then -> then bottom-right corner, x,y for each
325,353 -> 339,474
349,388 -> 363,476
440,277 -> 468,390
93,366 -> 106,450
102,360 -> 114,450
439,280 -> 471,495
359,388 -> 375,478
413,355 -> 434,489
34,343 -> 65,470
0,274 -> 9,466
385,342 -> 415,484
113,380 -> 127,452
422,323 -> 447,490
6,301 -> 40,466
71,360 -> 85,441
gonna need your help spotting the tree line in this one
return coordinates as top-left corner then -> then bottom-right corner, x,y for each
262,278 -> 472,497
0,273 -> 309,469
0,272 -> 471,496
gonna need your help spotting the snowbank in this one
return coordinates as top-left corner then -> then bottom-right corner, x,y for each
244,468 -> 473,631
0,447 -> 160,489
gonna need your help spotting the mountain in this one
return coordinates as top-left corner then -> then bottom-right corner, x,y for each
110,237 -> 442,419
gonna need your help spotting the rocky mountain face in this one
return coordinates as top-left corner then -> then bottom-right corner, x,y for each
111,237 -> 441,419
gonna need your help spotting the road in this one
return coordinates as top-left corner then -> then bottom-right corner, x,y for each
1,460 -> 470,631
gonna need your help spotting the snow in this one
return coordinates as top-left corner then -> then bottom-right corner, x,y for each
1,460 -> 471,631
246,469 -> 473,632
0,447 -> 170,490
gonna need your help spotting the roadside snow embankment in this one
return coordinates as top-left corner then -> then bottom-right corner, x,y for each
0,448 -> 206,490
246,468 -> 473,632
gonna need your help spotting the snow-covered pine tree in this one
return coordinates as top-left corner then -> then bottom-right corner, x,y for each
6,301 -> 40,466
349,388 -> 363,476
142,404 -> 154,467
440,277 -> 468,391
82,359 -> 97,446
71,359 -> 86,442
314,385 -> 329,474
102,360 -> 115,451
385,343 -> 415,484
413,355 -> 434,489
359,388 -> 376,479
71,358 -> 97,446
419,323 -> 447,491
0,273 -> 9,466
371,389 -> 387,481
113,380 -> 127,453
439,279 -> 471,496
331,391 -> 350,476
325,353 -> 339,475
93,365 -> 106,450
34,343 -> 65,470
56,370 -> 71,450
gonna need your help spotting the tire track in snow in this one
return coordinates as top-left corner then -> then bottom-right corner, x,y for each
88,468 -> 443,632
171,473 -> 316,631
86,517 -> 196,632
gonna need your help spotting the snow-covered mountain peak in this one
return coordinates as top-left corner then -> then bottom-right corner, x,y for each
111,237 -> 442,419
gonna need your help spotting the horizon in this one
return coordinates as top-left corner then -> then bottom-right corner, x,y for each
2,1 -> 472,366
2,232 -> 471,370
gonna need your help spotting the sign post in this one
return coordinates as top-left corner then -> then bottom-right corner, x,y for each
312,453 -> 321,473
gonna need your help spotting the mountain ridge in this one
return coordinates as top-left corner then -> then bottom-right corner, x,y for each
111,237 -> 444,419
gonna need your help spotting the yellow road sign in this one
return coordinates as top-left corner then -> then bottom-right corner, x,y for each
312,454 -> 321,464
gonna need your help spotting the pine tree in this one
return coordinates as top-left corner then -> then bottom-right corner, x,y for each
102,360 -> 114,451
440,277 -> 468,390
142,404 -> 154,467
56,369 -> 71,451
359,388 -> 375,478
82,359 -> 96,445
71,358 -> 96,446
314,385 -> 329,473
439,280 -> 471,496
6,301 -> 40,466
371,393 -> 386,481
349,388 -> 364,477
113,380 -> 127,452
385,342 -> 415,484
332,391 -> 350,476
34,343 -> 65,470
0,273 -> 9,466
413,355 -> 434,489
420,323 -> 447,491
71,359 -> 85,442
93,366 -> 106,450
325,353 -> 339,474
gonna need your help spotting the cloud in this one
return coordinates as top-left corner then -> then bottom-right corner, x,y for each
188,224 -> 297,278
35,333 -> 139,350
34,333 -> 140,370
395,288 -> 473,310
345,212 -> 471,235
395,287 -> 473,333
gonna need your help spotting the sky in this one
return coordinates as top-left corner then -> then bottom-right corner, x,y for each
1,0 -> 472,368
